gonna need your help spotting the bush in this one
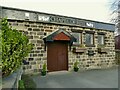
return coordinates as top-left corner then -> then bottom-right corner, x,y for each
73,61 -> 79,72
41,63 -> 47,76
1,18 -> 33,77
115,50 -> 120,65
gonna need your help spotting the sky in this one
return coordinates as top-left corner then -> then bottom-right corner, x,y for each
0,0 -> 113,23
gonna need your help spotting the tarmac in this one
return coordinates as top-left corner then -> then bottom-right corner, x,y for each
31,67 -> 118,88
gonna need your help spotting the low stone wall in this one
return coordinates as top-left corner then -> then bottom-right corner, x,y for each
2,66 -> 23,89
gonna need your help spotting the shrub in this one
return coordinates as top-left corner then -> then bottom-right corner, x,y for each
1,18 -> 33,77
73,61 -> 79,72
42,63 -> 47,71
115,50 -> 120,65
41,63 -> 47,76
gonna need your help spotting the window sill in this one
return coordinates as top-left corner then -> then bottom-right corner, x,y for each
73,47 -> 86,53
73,44 -> 81,46
97,44 -> 105,48
85,44 -> 95,47
98,47 -> 109,53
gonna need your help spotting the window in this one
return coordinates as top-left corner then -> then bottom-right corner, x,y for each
72,32 -> 81,45
98,34 -> 104,45
85,33 -> 94,45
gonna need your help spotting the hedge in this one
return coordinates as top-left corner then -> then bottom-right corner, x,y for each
1,18 -> 33,77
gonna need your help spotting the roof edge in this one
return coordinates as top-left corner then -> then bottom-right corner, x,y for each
1,6 -> 115,25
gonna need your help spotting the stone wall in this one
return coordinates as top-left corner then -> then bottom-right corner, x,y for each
69,29 -> 115,70
2,66 -> 23,89
8,19 -> 116,74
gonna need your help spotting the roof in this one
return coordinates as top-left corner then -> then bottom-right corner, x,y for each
43,29 -> 76,45
1,6 -> 115,31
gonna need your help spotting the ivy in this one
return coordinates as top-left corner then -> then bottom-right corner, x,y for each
1,18 -> 33,77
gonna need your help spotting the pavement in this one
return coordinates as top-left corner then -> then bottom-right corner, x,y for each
31,67 -> 118,88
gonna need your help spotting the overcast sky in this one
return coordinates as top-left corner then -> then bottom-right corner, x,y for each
0,0 -> 113,23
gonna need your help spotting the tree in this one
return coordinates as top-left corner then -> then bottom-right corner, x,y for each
1,18 -> 33,77
110,0 -> 120,36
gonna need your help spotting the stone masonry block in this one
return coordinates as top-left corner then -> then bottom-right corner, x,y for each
33,28 -> 40,31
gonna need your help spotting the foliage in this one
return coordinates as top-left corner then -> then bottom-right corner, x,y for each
1,18 -> 33,77
115,50 -> 120,65
18,80 -> 25,90
110,0 -> 119,23
73,61 -> 79,72
41,63 -> 47,76
110,0 -> 120,35
0,19 -> 2,69
21,74 -> 36,89
42,63 -> 47,71
74,61 -> 79,68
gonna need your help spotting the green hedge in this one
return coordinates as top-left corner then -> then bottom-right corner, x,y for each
1,18 -> 33,77
18,80 -> 25,90
115,50 -> 120,65
21,74 -> 36,89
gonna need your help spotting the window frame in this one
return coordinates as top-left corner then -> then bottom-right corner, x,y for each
85,31 -> 95,47
97,32 -> 106,46
98,34 -> 105,45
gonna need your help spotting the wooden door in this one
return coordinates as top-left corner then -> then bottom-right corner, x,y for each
47,41 -> 68,72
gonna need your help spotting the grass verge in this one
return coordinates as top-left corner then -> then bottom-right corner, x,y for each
18,80 -> 25,90
21,74 -> 36,90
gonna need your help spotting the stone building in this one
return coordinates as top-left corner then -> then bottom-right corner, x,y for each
0,6 -> 116,74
